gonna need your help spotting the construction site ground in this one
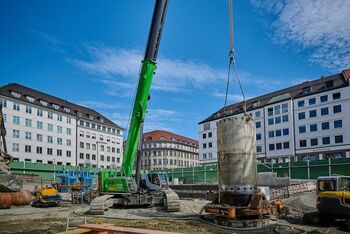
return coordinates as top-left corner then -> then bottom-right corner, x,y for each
0,191 -> 349,234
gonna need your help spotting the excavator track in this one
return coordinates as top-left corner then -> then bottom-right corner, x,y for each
89,195 -> 114,215
164,190 -> 180,212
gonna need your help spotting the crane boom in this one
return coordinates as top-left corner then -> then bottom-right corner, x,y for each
121,0 -> 169,177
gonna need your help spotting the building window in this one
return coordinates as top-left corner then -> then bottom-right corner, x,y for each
208,142 -> 213,148
92,154 -> 96,160
208,132 -> 212,138
57,138 -> 62,145
48,112 -> 53,119
256,146 -> 262,153
25,106 -> 32,114
256,121 -> 261,128
299,126 -> 306,133
100,145 -> 104,151
13,102 -> 20,111
13,116 -> 20,125
310,138 -> 318,146
335,135 -> 343,143
282,103 -> 288,113
310,124 -> 318,132
268,118 -> 274,125
309,110 -> 317,118
13,129 -> 20,138
86,153 -> 90,160
37,109 -> 43,117
57,126 -> 63,133
308,98 -> 316,105
25,118 -> 32,127
47,148 -> 53,155
334,120 -> 342,128
48,124 -> 53,131
47,136 -> 53,143
303,86 -> 311,94
203,123 -> 210,130
66,128 -> 72,135
283,128 -> 289,136
256,133 -> 261,140
269,144 -> 275,151
283,142 -> 290,149
67,139 -> 72,146
40,100 -> 47,106
67,117 -> 71,124
298,100 -> 305,108
322,137 -> 330,145
25,132 -> 32,140
100,155 -> 104,161
79,153 -> 84,159
12,143 -> 20,152
333,105 -> 342,113
276,143 -> 282,150
202,133 -> 206,139
37,121 -> 43,129
320,95 -> 328,103
36,146 -> 43,154
276,129 -> 282,137
282,115 -> 288,122
268,131 -> 274,138
275,116 -> 281,124
57,114 -> 62,121
321,107 -> 329,116
80,142 -> 84,148
52,104 -> 60,110
2,99 -> 7,108
268,107 -> 273,116
300,140 -> 307,147
203,143 -> 207,149
333,92 -> 341,100
24,145 -> 32,153
275,105 -> 281,115
321,122 -> 329,130
255,111 -> 261,118
36,134 -> 43,142
298,112 -> 305,120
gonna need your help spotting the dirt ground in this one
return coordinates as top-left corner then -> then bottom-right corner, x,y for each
0,192 -> 349,234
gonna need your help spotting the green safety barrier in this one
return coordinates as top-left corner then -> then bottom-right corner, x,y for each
9,158 -> 350,182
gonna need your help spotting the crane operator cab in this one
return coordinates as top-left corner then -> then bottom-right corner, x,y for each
140,173 -> 170,192
316,176 -> 350,217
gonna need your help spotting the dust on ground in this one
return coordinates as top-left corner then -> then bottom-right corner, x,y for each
0,194 -> 349,234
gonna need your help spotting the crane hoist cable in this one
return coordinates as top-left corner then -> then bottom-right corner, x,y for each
224,0 -> 247,114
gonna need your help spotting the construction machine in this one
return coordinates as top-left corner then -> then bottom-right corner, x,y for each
89,0 -> 180,215
32,186 -> 62,208
303,176 -> 350,224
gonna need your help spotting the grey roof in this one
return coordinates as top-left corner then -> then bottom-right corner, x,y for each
199,69 -> 350,124
0,83 -> 122,129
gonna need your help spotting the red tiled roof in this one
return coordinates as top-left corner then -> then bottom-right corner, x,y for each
343,69 -> 350,81
143,130 -> 198,146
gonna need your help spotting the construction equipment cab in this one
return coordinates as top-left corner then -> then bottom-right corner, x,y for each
317,176 -> 350,217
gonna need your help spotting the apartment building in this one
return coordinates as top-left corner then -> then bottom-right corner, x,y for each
0,83 -> 124,168
141,130 -> 199,170
198,69 -> 350,165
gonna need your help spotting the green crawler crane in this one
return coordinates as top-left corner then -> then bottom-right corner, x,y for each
89,0 -> 180,215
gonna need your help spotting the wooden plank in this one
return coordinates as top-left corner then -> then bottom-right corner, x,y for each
77,224 -> 181,234
56,228 -> 92,234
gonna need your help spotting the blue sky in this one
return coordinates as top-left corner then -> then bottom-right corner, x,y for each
1,0 -> 349,139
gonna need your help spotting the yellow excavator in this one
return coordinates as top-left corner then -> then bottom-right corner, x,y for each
32,186 -> 62,208
304,176 -> 350,223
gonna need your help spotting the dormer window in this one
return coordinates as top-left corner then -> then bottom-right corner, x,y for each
63,107 -> 70,113
40,100 -> 48,106
252,101 -> 259,108
11,91 -> 21,98
26,96 -> 35,103
77,111 -> 82,117
325,80 -> 334,88
303,86 -> 311,94
89,115 -> 94,120
100,118 -> 104,123
52,104 -> 59,110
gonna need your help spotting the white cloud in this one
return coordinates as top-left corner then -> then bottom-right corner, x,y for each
78,100 -> 123,110
69,45 -> 226,94
251,0 -> 350,70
